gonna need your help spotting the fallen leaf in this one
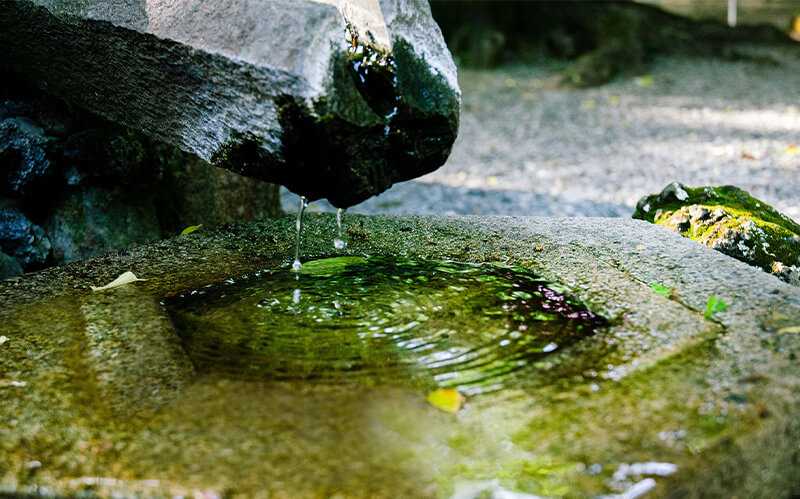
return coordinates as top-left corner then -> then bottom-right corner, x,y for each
582,99 -> 596,110
777,326 -> 800,335
635,244 -> 646,250
91,271 -> 146,291
650,283 -> 671,297
608,96 -> 621,106
0,335 -> 7,346
180,224 -> 203,235
704,295 -> 727,319
635,74 -> 655,88
427,388 -> 465,413
785,145 -> 798,156
486,176 -> 498,186
709,146 -> 728,156
741,152 -> 757,160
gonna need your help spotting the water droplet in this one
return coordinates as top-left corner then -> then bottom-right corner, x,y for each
293,195 -> 308,270
334,207 -> 347,249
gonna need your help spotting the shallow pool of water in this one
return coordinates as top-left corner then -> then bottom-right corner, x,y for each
166,256 -> 605,395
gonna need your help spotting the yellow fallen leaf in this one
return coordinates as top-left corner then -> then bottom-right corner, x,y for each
785,145 -> 798,157
635,244 -> 646,250
427,388 -> 465,413
181,224 -> 203,235
91,272 -> 145,291
635,75 -> 655,88
486,176 -> 498,186
582,99 -> 596,110
777,326 -> 800,335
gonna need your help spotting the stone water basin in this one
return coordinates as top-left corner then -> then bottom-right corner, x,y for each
2,215 -> 800,497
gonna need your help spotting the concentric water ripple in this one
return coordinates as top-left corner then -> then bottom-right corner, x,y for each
166,257 -> 605,393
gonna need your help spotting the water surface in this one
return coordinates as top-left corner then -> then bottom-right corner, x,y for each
166,256 -> 605,394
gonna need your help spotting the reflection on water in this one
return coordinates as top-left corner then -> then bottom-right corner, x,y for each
166,257 -> 605,394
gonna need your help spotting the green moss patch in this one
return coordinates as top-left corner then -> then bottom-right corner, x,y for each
634,183 -> 800,285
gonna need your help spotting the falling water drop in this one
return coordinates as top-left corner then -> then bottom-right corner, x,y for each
334,208 -> 347,250
293,195 -> 308,272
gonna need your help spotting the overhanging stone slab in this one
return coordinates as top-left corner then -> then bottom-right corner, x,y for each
1,216 -> 799,497
0,0 -> 460,207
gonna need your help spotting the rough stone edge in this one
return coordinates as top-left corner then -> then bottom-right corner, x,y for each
3,215 -> 797,386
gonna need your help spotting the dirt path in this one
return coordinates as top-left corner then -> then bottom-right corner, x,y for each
284,51 -> 800,221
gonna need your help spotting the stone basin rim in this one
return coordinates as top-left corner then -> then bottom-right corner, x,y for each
3,214 -> 798,312
2,214 -> 800,497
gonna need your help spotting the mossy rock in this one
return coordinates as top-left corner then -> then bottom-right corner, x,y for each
0,250 -> 22,280
633,182 -> 800,286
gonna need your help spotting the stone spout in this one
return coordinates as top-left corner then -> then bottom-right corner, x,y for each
0,0 -> 460,208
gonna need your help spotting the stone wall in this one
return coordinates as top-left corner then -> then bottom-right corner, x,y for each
0,75 -> 282,278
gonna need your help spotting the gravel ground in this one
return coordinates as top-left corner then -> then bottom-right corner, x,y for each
283,50 -> 800,222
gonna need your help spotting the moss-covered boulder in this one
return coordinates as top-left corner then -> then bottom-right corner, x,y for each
633,182 -> 800,286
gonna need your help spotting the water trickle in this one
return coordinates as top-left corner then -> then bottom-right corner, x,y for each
166,257 -> 606,394
334,208 -> 347,250
292,195 -> 308,272
384,105 -> 398,136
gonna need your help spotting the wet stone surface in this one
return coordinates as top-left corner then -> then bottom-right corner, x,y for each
1,215 -> 800,497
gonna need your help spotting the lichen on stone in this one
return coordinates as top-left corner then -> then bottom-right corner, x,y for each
633,182 -> 800,286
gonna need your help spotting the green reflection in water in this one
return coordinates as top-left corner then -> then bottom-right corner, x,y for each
166,257 -> 605,394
